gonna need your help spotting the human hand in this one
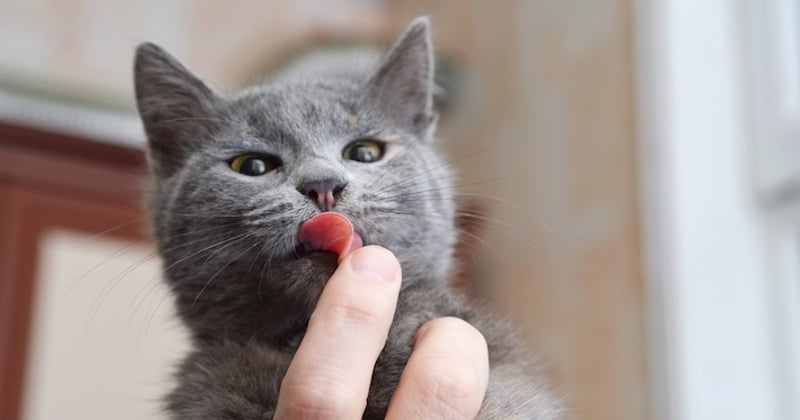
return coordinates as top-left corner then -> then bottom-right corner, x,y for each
273,245 -> 490,419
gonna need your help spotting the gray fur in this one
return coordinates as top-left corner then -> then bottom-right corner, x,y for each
134,17 -> 562,419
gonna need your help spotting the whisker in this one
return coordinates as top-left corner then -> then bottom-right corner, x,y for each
372,169 -> 460,196
127,273 -> 166,327
456,228 -> 507,264
61,238 -> 150,296
156,116 -> 234,125
399,237 -> 437,268
82,217 -> 146,241
201,231 -> 253,264
67,220 -> 244,297
372,172 -> 506,201
141,285 -> 173,339
257,240 -> 279,301
191,238 -> 260,308
367,140 -> 499,195
86,251 -> 160,331
87,230 -> 251,329
377,178 -> 508,205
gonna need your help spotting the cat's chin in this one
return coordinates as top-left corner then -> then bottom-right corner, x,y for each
288,251 -> 339,279
295,250 -> 338,265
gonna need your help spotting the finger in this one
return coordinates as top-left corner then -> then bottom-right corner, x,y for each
274,245 -> 402,419
386,317 -> 489,420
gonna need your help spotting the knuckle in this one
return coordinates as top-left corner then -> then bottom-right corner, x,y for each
414,365 -> 484,419
327,300 -> 383,329
280,379 -> 356,418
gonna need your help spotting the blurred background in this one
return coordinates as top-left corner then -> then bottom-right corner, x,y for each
0,1 -> 798,419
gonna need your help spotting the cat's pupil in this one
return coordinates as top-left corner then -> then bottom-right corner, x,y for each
343,140 -> 384,163
241,158 -> 267,175
230,154 -> 276,176
355,145 -> 375,161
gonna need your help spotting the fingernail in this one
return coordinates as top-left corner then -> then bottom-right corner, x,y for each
350,246 -> 398,282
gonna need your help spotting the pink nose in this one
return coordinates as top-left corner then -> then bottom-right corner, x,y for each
298,179 -> 346,212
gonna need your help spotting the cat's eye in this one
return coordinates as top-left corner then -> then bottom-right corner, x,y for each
229,154 -> 280,176
342,140 -> 385,163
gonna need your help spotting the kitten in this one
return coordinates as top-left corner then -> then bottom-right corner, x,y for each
134,17 -> 561,419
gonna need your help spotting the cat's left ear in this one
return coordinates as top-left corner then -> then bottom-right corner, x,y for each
134,43 -> 221,177
366,17 -> 437,141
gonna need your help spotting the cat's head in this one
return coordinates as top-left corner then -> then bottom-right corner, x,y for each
134,18 -> 457,339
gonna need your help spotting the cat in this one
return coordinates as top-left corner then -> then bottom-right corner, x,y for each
134,17 -> 562,419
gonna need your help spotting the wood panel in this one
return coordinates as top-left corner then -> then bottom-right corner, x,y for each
0,123 -> 148,420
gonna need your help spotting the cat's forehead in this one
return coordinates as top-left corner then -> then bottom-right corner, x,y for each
226,80 -> 368,148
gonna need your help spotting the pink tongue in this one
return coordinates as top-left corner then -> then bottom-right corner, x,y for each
297,212 -> 364,263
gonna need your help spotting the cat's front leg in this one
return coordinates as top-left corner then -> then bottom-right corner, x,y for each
166,341 -> 289,420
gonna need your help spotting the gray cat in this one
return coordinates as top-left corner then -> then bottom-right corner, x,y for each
134,17 -> 562,419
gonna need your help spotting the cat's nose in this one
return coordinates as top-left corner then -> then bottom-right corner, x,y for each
298,179 -> 347,212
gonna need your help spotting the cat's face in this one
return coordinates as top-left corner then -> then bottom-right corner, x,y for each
134,18 -> 457,333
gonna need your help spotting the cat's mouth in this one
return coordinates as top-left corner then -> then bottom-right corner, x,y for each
295,212 -> 363,262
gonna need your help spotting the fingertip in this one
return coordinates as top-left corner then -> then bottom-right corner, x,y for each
414,317 -> 488,358
347,245 -> 401,282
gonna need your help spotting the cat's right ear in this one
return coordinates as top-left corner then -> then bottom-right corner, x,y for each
366,17 -> 437,141
134,43 -> 219,177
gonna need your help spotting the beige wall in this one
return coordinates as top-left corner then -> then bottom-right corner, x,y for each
0,0 -> 389,106
23,229 -> 188,420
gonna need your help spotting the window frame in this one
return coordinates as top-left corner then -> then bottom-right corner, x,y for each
634,0 -> 797,419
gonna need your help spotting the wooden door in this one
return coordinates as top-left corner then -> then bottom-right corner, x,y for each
0,123 -> 158,420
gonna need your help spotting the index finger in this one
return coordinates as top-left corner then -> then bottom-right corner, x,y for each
274,246 -> 402,419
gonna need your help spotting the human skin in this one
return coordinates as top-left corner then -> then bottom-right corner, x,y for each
273,246 -> 490,419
